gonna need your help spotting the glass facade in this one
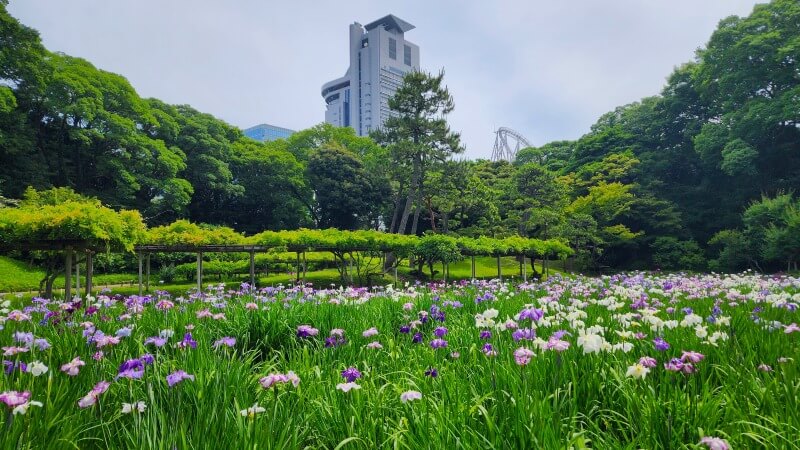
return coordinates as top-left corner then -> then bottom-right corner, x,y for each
243,124 -> 295,142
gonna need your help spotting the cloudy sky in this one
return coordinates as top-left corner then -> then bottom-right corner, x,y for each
9,0 -> 763,159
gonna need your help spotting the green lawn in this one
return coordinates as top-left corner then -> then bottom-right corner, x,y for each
0,255 -> 46,292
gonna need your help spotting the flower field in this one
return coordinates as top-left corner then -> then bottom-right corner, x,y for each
1,273 -> 799,449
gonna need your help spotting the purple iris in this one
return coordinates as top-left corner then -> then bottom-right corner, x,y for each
412,332 -> 423,344
213,337 -> 236,348
145,336 -> 167,347
325,336 -> 346,348
399,325 -> 411,334
519,308 -> 544,322
512,328 -> 536,342
434,327 -> 448,338
166,370 -> 194,387
551,329 -> 570,340
341,367 -> 361,382
479,330 -> 492,340
296,325 -> 319,338
117,359 -> 145,379
653,337 -> 670,351
179,333 -> 197,349
424,368 -> 438,378
430,339 -> 448,349
3,360 -> 27,375
13,332 -> 33,346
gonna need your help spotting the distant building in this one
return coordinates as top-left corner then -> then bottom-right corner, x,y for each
243,123 -> 295,142
321,14 -> 420,136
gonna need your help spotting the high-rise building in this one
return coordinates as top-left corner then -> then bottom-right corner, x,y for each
321,14 -> 420,136
243,123 -> 295,142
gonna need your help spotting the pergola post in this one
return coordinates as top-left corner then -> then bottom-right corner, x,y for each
249,250 -> 255,288
302,251 -> 307,283
64,249 -> 73,300
76,260 -> 80,292
497,255 -> 502,281
145,253 -> 150,292
522,255 -> 527,282
296,252 -> 301,283
138,252 -> 143,296
85,251 -> 93,298
471,256 -> 476,280
196,252 -> 203,294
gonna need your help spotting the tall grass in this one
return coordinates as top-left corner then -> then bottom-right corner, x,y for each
0,273 -> 798,449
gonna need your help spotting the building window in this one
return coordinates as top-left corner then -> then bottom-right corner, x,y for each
388,37 -> 397,60
404,45 -> 411,65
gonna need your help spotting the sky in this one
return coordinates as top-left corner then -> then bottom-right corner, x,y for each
9,0 -> 764,159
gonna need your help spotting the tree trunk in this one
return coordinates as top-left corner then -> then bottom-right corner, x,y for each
410,194 -> 422,236
424,196 -> 437,233
397,158 -> 422,235
389,191 -> 404,234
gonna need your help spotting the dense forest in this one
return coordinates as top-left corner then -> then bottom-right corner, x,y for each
1,0 -> 798,272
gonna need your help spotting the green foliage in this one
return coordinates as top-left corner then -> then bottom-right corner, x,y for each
373,70 -> 463,235
651,237 -> 705,271
0,188 -> 145,251
307,145 -> 388,229
414,234 -> 461,276
147,220 -> 245,246
3,0 -> 799,274
720,138 -> 758,176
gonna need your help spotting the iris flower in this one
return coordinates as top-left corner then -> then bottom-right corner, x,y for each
400,391 -> 422,403
514,347 -> 535,366
341,367 -> 362,382
336,382 -> 361,392
166,370 -> 195,387
60,357 -> 85,376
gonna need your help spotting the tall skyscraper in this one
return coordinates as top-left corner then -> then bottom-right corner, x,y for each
321,15 -> 420,136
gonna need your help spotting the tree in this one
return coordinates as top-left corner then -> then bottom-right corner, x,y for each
306,144 -> 389,230
512,163 -> 567,239
373,70 -> 462,235
223,139 -> 310,233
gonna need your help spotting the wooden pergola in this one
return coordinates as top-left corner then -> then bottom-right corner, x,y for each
1,240 -> 545,298
1,241 -> 275,298
134,244 -> 271,295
